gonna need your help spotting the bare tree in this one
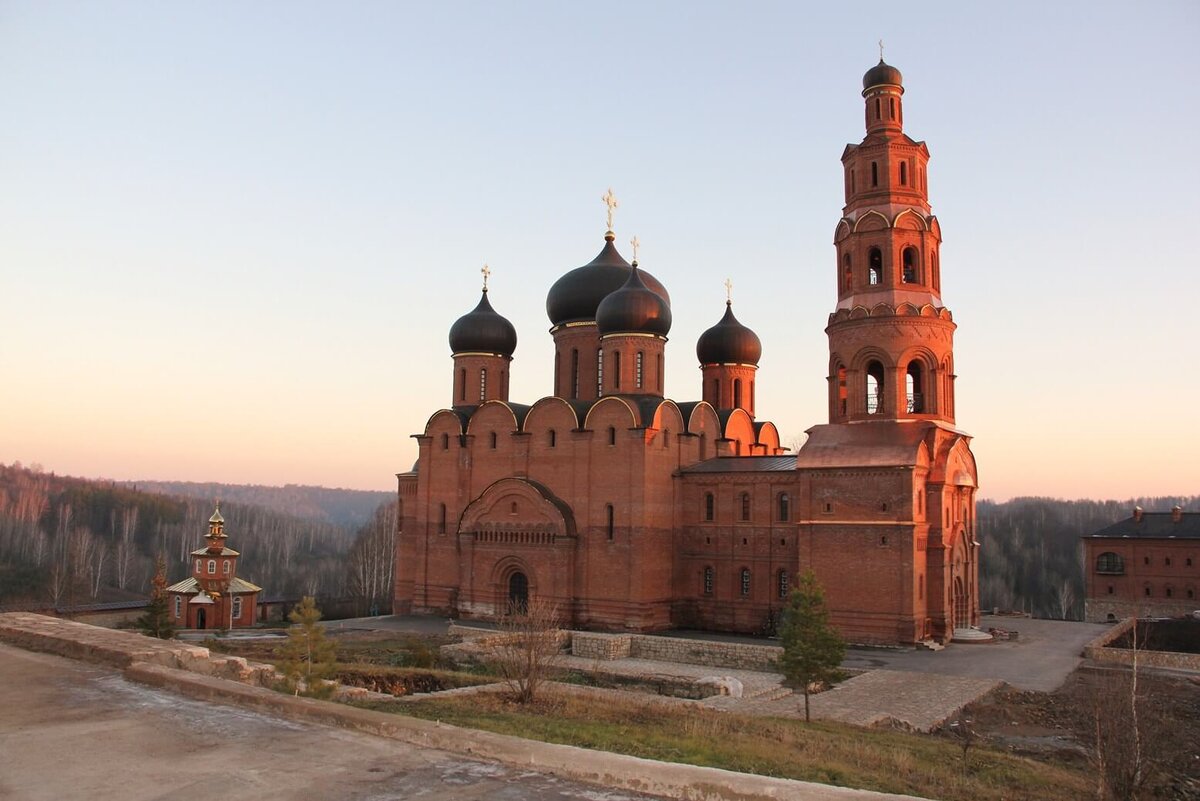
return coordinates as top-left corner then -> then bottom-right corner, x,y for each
348,502 -> 396,614
488,599 -> 564,704
116,505 -> 138,590
1054,578 -> 1076,621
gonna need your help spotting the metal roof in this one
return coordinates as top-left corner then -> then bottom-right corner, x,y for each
1089,511 -> 1200,540
166,576 -> 263,594
680,455 -> 798,473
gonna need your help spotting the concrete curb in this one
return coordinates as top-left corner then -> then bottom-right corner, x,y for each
125,661 -> 925,801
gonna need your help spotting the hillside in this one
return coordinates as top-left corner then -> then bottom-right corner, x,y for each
0,463 -> 369,607
123,480 -> 392,528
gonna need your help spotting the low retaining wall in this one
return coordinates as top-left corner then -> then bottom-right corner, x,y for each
0,612 -> 924,801
1082,618 -> 1200,671
573,631 -> 783,672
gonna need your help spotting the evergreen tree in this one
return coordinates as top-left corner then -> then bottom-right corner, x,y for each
276,596 -> 338,698
135,554 -> 174,639
778,570 -> 846,722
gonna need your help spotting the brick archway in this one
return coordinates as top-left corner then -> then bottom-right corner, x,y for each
456,478 -> 577,622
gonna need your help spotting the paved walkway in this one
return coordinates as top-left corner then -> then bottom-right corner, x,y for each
0,643 -> 662,801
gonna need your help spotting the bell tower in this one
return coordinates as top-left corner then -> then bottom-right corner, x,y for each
827,58 -> 956,425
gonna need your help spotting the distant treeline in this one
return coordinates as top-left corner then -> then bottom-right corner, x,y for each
977,495 -> 1199,620
121,479 -> 391,528
0,463 -> 395,614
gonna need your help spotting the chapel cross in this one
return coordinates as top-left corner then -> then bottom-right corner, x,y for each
724,278 -> 733,303
879,39 -> 884,61
481,263 -> 491,290
630,235 -> 640,263
602,188 -> 619,231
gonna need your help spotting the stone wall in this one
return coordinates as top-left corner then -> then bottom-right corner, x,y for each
1082,617 -> 1200,671
1084,598 -> 1198,623
572,631 -> 781,672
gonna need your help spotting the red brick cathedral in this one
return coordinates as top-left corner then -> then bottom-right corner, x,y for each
395,60 -> 981,645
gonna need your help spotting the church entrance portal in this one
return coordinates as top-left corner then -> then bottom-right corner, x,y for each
508,572 -> 529,611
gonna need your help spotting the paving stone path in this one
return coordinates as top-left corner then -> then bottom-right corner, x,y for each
557,653 -> 1000,732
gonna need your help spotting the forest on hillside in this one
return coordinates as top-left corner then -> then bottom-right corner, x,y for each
122,479 -> 391,528
0,463 -> 395,614
977,495 -> 1199,620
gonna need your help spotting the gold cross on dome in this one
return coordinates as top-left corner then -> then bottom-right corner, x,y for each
724,278 -> 733,303
601,187 -> 619,231
481,263 -> 491,290
630,235 -> 640,263
879,39 -> 884,61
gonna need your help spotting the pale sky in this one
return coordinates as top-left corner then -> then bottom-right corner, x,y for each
2,1 -> 1197,500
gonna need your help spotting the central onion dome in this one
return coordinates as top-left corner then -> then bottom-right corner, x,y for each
596,264 -> 672,337
546,233 -> 670,327
696,301 -> 762,365
863,59 -> 903,92
448,290 -> 517,357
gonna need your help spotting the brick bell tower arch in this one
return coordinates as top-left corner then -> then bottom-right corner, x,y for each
453,477 -> 578,622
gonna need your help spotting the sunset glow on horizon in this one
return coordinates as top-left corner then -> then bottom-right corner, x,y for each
3,2 -> 1197,501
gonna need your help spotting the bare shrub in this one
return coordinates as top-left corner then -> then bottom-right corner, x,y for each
488,598 -> 564,704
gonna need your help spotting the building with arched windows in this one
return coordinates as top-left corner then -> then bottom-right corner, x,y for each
167,505 -> 262,630
395,60 -> 982,646
1083,506 -> 1199,622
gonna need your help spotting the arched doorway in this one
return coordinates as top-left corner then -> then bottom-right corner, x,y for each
507,572 -> 529,612
196,608 -> 207,629
952,576 -> 967,629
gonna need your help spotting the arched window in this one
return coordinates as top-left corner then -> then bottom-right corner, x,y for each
902,246 -> 918,283
636,351 -> 644,388
438,504 -> 447,534
195,559 -> 201,574
613,350 -> 621,390
750,381 -> 755,411
608,426 -> 616,446
554,351 -> 561,393
657,353 -> 663,393
842,254 -> 852,291
871,161 -> 879,187
571,349 -> 580,399
740,568 -> 751,596
740,492 -> 751,521
232,596 -> 243,619
704,492 -> 715,521
777,569 -> 789,599
222,560 -> 230,575
1096,552 -> 1124,574
597,350 -> 604,396
868,248 -> 882,285
490,431 -> 498,449
932,251 -> 940,291
606,504 -> 614,540
703,566 -> 714,595
712,378 -> 720,403
479,368 -> 487,401
548,429 -> 556,447
458,369 -> 466,402
734,378 -> 742,409
441,433 -> 449,450
906,361 -> 924,413
889,97 -> 896,120
899,159 -> 907,185
866,360 -> 885,414
836,363 -> 848,416
778,492 -> 790,521
850,169 -> 856,192
874,99 -> 881,120
174,596 -> 181,618
208,559 -> 216,574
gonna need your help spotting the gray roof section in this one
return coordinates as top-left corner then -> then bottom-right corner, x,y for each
1089,512 -> 1200,540
680,455 -> 797,474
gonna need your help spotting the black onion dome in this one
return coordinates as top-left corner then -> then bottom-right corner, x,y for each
448,290 -> 517,357
862,59 -> 903,92
596,265 -> 672,337
696,302 -> 762,366
546,233 -> 670,326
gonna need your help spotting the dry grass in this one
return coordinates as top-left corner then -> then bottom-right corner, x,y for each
360,686 -> 1093,801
